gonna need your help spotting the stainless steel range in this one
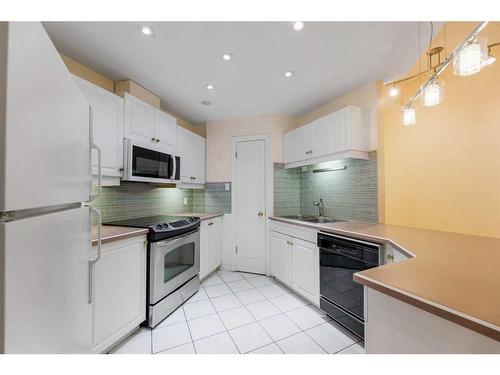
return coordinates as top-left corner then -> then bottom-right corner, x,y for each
105,215 -> 201,328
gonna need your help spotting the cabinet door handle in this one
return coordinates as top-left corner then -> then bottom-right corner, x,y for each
208,222 -> 214,226
387,254 -> 394,261
151,137 -> 156,142
287,241 -> 294,246
156,138 -> 160,143
258,211 -> 264,217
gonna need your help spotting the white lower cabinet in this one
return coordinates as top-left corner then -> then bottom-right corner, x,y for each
270,231 -> 292,285
91,235 -> 147,354
291,238 -> 319,304
200,217 -> 223,279
270,226 -> 320,306
381,242 -> 411,265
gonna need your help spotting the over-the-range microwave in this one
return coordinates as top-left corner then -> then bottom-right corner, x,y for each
123,138 -> 180,184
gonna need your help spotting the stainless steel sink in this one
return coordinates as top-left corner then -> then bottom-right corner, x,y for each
280,215 -> 345,224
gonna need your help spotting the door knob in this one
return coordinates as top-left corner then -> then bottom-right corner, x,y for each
258,211 -> 264,217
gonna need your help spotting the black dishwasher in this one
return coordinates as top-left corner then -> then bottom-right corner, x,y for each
318,232 -> 380,339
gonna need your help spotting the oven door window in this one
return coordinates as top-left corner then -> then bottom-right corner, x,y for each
320,250 -> 368,320
132,145 -> 172,179
164,242 -> 195,283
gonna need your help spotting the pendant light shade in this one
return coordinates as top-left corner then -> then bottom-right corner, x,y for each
421,79 -> 444,107
453,36 -> 488,76
401,106 -> 416,126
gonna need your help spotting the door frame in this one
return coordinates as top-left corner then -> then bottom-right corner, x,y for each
231,134 -> 273,275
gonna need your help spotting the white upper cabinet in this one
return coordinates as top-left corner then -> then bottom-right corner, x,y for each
155,110 -> 177,154
75,76 -> 124,185
177,126 -> 205,186
283,105 -> 369,168
124,92 -> 156,145
124,92 -> 179,155
309,109 -> 349,157
283,125 -> 310,164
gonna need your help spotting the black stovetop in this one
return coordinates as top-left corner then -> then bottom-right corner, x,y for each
104,215 -> 200,242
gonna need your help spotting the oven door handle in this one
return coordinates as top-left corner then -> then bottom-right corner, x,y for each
154,229 -> 200,248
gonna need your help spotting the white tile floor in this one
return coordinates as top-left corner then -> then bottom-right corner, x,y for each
112,270 -> 365,354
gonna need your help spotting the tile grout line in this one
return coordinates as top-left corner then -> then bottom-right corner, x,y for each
229,271 -> 349,354
202,269 -> 242,354
218,271 -> 277,353
219,271 -> 317,352
181,297 -> 197,354
219,270 -> 314,353
154,270 -> 357,355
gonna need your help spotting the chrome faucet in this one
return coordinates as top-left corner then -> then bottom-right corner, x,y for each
313,198 -> 325,217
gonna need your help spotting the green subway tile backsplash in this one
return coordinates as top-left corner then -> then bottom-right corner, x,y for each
92,182 -> 193,222
193,182 -> 231,214
274,151 -> 378,222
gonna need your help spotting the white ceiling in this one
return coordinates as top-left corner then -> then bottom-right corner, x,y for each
43,22 -> 438,124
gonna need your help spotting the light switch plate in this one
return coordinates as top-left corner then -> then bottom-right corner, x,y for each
183,197 -> 188,205
225,183 -> 230,191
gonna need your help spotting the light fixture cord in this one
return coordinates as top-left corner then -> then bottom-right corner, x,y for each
418,22 -> 422,87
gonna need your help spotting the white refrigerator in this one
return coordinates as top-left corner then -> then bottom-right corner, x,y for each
0,22 -> 101,353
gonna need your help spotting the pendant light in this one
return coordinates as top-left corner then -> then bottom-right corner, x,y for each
483,47 -> 496,66
453,36 -> 488,76
421,47 -> 444,107
401,106 -> 416,126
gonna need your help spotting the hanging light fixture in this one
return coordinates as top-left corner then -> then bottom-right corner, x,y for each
483,47 -> 496,66
401,106 -> 416,126
453,36 -> 488,76
389,85 -> 400,97
421,79 -> 444,107
421,47 -> 444,107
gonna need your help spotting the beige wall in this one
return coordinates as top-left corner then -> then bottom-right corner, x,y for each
206,114 -> 292,182
380,22 -> 500,238
61,53 -> 206,137
291,81 -> 381,150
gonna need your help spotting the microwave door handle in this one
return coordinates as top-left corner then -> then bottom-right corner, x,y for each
171,156 -> 177,180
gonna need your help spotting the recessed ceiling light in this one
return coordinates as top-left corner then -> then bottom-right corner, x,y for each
293,22 -> 305,31
221,53 -> 232,61
284,71 -> 294,78
206,84 -> 215,90
201,100 -> 212,106
139,25 -> 155,37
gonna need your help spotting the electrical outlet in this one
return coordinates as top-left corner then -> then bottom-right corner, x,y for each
225,183 -> 230,191
183,197 -> 188,205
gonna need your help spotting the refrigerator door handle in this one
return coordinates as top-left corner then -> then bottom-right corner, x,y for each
89,105 -> 102,201
88,205 -> 102,304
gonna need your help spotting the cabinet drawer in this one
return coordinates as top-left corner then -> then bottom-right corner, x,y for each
270,220 -> 318,243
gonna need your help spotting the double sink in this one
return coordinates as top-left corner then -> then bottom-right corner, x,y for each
280,215 -> 345,224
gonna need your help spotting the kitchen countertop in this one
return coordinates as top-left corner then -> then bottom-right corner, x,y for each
269,216 -> 500,341
92,225 -> 148,247
171,212 -> 224,221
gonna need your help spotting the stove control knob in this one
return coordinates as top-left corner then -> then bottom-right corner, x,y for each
155,224 -> 163,231
163,223 -> 169,229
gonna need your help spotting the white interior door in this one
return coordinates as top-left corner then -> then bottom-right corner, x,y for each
0,206 -> 93,353
235,139 -> 266,274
